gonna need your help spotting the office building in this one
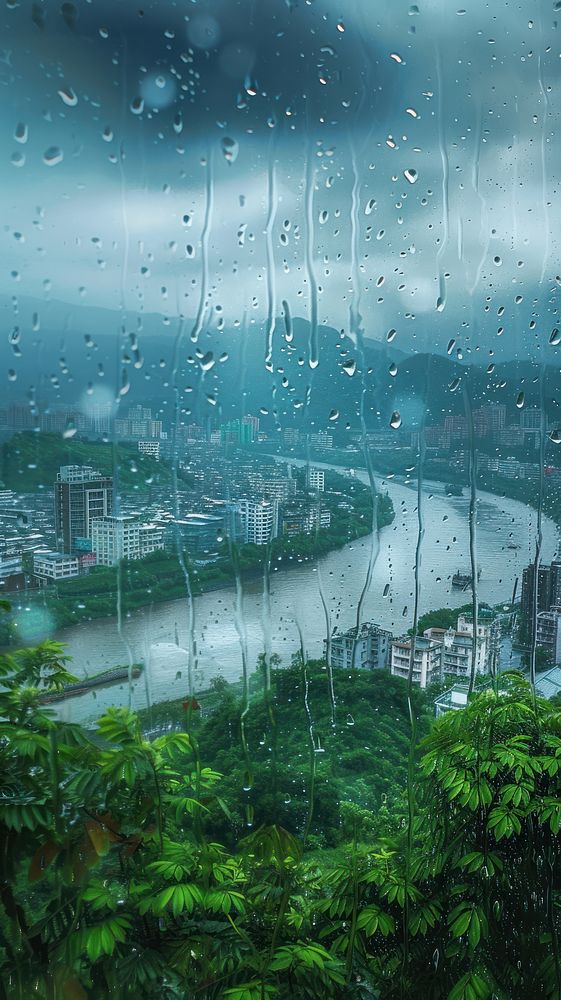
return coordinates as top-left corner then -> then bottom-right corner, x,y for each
521,561 -> 561,634
91,515 -> 164,566
536,609 -> 561,665
33,551 -> 83,584
307,467 -> 325,492
55,466 -> 113,554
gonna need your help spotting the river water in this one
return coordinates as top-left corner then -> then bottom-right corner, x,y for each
26,462 -> 555,723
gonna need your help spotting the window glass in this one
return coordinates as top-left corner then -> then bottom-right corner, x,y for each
2,3 -> 560,998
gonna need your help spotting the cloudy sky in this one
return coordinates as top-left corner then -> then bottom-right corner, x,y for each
2,0 -> 561,361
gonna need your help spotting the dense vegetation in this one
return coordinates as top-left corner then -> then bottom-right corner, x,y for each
2,626 -> 561,998
283,441 -> 561,531
6,473 -> 393,642
176,658 -> 431,847
0,432 -> 186,494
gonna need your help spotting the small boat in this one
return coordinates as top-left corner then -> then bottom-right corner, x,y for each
452,568 -> 482,589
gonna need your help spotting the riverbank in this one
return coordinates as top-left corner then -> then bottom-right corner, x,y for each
42,470 -> 556,723
39,663 -> 143,704
3,468 -> 393,646
276,442 -> 561,535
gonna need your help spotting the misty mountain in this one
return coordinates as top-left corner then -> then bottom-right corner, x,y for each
1,296 -> 560,435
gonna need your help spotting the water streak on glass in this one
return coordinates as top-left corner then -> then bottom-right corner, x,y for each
463,383 -> 479,694
530,367 -> 546,690
304,144 -> 318,370
264,142 -> 277,369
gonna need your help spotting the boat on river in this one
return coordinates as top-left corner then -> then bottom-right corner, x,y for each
452,568 -> 482,590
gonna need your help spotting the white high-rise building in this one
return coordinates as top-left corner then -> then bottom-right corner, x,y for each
390,635 -> 443,688
307,467 -> 325,492
91,515 -> 164,566
237,499 -> 278,545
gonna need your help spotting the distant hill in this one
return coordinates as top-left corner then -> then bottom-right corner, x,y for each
1,295 -> 560,436
0,433 -> 190,494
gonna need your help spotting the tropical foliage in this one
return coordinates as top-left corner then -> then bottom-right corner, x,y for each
1,631 -> 561,998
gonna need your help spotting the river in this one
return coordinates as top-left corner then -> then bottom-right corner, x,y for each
24,462 -> 555,723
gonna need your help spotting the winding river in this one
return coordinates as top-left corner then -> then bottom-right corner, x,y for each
21,462 -> 556,723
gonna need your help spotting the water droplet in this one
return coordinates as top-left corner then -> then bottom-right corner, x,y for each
390,53 -> 403,63
319,209 -> 328,224
404,168 -> 417,184
14,122 -> 28,144
43,146 -> 63,166
221,136 -> 239,164
447,339 -> 456,354
200,351 -> 215,372
550,328 -> 561,345
11,152 -> 25,168
516,391 -> 525,409
282,300 -> 293,342
549,429 -> 561,444
343,358 -> 356,377
57,85 -> 78,107
130,96 -> 144,115
346,714 -> 355,726
390,411 -> 402,429
449,377 -> 461,392
387,328 -> 397,342
405,107 -> 419,118
336,21 -> 345,32
389,362 -> 398,376
365,198 -> 376,215
329,409 -> 339,421
493,255 -> 502,266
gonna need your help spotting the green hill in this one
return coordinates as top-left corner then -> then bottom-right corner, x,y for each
0,432 -> 187,493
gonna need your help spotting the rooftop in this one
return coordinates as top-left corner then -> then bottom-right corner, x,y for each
434,685 -> 470,711
394,635 -> 441,651
535,666 -> 561,700
34,551 -> 78,563
331,622 -> 392,640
